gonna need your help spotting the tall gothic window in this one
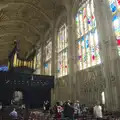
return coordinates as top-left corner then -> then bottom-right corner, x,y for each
36,48 -> 41,74
57,24 -> 68,78
108,0 -> 120,55
44,41 -> 52,75
76,0 -> 101,70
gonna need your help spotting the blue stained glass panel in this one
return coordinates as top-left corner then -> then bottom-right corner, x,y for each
110,3 -> 117,12
85,35 -> 89,48
92,48 -> 95,53
76,15 -> 79,23
82,36 -> 84,41
112,15 -> 118,21
112,16 -> 120,30
44,63 -> 48,68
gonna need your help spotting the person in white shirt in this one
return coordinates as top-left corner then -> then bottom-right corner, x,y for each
21,104 -> 25,109
74,101 -> 81,119
93,101 -> 103,119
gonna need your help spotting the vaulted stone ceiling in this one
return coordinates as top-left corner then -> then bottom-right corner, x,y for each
0,0 -> 71,65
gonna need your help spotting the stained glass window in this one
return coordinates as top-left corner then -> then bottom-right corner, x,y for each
35,48 -> 41,74
44,41 -> 52,75
76,0 -> 101,70
45,41 -> 52,61
44,61 -> 51,75
108,0 -> 120,55
57,24 -> 68,77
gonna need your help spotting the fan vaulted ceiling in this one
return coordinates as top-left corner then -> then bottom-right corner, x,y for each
0,0 -> 70,65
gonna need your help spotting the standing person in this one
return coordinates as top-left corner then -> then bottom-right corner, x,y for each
93,101 -> 103,120
60,101 -> 64,119
68,102 -> 74,120
63,101 -> 69,119
43,101 -> 46,112
0,102 -> 2,111
0,102 -> 2,120
74,102 -> 78,119
9,108 -> 18,120
56,102 -> 63,120
43,100 -> 50,112
74,101 -> 81,119
46,100 -> 50,111
82,104 -> 88,117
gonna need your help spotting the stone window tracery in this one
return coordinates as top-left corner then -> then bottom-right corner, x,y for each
36,48 -> 41,74
44,40 -> 52,75
57,24 -> 68,78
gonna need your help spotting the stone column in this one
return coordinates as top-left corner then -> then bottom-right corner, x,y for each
51,23 -> 56,105
104,0 -> 120,111
66,4 -> 76,101
51,24 -> 56,76
94,0 -> 118,111
41,34 -> 45,75
115,59 -> 120,110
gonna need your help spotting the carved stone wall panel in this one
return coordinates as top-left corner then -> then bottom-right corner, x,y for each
54,75 -> 70,101
56,76 -> 68,87
76,65 -> 105,105
55,86 -> 70,102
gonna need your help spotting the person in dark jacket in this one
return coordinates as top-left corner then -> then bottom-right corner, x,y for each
63,101 -> 69,118
64,101 -> 74,120
68,102 -> 74,120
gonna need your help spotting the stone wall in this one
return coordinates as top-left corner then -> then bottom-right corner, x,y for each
55,76 -> 70,101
